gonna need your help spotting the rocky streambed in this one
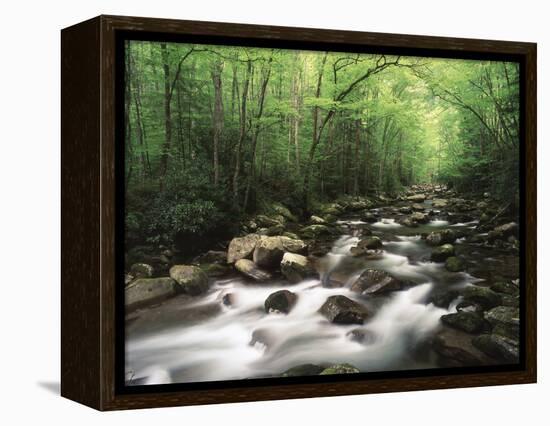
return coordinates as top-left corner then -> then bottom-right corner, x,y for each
124,185 -> 521,385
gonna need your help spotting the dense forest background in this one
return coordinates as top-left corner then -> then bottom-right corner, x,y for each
124,41 -> 519,252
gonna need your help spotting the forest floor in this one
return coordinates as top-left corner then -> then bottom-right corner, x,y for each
124,185 -> 521,385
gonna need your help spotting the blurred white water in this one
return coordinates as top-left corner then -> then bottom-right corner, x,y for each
126,217 -> 471,385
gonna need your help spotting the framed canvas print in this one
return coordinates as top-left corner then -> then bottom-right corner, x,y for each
61,15 -> 536,410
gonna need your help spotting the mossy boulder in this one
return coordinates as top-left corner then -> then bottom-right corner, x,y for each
445,256 -> 465,272
484,306 -> 520,340
169,265 -> 209,296
125,277 -> 178,311
282,364 -> 324,377
320,363 -> 360,375
431,244 -> 455,262
461,285 -> 502,310
440,312 -> 486,334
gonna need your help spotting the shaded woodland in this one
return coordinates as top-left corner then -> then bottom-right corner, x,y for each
124,41 -> 519,254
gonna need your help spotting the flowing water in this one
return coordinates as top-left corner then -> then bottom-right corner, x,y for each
125,215 -> 484,385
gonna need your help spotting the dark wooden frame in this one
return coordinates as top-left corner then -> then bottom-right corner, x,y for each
61,14 -> 537,411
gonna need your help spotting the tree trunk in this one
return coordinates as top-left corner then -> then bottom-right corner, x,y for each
159,43 -> 172,190
232,60 -> 252,202
211,59 -> 224,186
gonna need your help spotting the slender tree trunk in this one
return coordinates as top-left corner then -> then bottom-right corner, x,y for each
211,59 -> 224,186
232,60 -> 252,202
159,43 -> 172,191
243,58 -> 272,211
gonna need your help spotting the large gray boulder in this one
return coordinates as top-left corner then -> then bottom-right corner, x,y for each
264,290 -> 297,314
484,306 -> 520,340
280,252 -> 315,283
125,277 -> 178,311
169,265 -> 209,296
351,269 -> 404,295
253,236 -> 285,269
253,236 -> 307,269
319,295 -> 370,325
227,234 -> 263,263
235,259 -> 272,281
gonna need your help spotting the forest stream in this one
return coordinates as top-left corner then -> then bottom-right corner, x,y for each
124,185 -> 520,385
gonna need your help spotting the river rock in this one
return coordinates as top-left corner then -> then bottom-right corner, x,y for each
253,236 -> 285,268
193,250 -> 227,264
430,289 -> 459,308
280,236 -> 308,254
266,224 -> 285,236
282,231 -> 300,240
235,259 -> 272,281
169,265 -> 209,296
432,199 -> 448,208
319,295 -> 370,325
485,306 -> 519,340
265,289 -> 298,314
358,236 -> 383,250
347,328 -> 377,344
411,203 -> 425,211
319,203 -> 344,216
280,252 -> 314,283
347,200 -> 371,211
227,234 -> 263,263
351,269 -> 404,295
410,212 -> 429,224
407,194 -> 426,202
456,300 -> 484,313
430,244 -> 455,262
490,281 -> 519,295
200,263 -> 230,278
488,222 -> 518,242
255,214 -> 283,228
271,202 -> 298,222
426,229 -> 456,246
440,312 -> 486,334
249,328 -> 275,350
282,364 -> 325,377
319,363 -> 360,375
472,334 -> 519,363
361,211 -> 378,223
432,327 -> 492,366
310,215 -> 326,225
130,263 -> 154,279
125,274 -> 135,286
445,256 -> 465,272
125,277 -> 178,310
299,224 -> 331,239
461,285 -> 502,310
399,206 -> 412,214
